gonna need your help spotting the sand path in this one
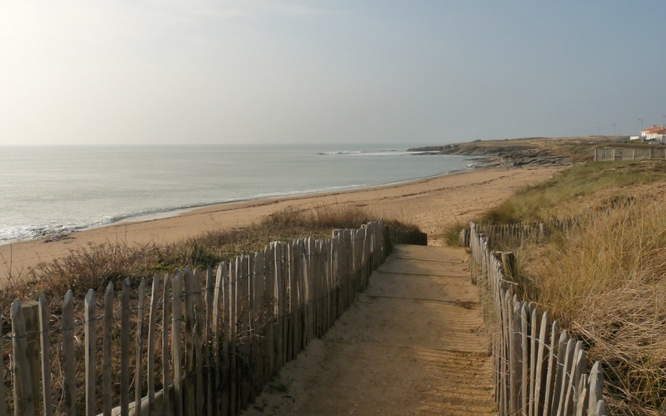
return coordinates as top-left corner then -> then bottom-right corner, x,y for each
242,244 -> 495,416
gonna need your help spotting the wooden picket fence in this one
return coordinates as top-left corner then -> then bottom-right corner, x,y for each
469,222 -> 608,416
4,220 -> 389,416
595,147 -> 666,161
460,219 -> 579,250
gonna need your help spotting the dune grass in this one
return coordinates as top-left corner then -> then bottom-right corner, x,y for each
479,160 -> 666,224
3,204 -> 414,308
518,200 -> 666,415
464,160 -> 666,415
443,221 -> 467,246
442,159 -> 666,244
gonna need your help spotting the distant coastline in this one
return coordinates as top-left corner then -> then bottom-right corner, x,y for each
2,163 -> 480,247
407,138 -> 581,168
0,145 -> 475,245
1,136 -> 597,248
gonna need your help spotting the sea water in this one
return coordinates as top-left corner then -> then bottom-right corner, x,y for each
0,144 -> 474,243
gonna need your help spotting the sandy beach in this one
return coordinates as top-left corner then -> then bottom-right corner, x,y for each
0,166 -> 560,279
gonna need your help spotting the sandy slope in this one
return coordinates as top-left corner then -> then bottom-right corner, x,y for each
0,166 -> 559,280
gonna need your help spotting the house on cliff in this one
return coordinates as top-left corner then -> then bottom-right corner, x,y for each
640,125 -> 666,142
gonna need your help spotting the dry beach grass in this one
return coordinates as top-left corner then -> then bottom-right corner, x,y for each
519,202 -> 666,414
462,159 -> 666,415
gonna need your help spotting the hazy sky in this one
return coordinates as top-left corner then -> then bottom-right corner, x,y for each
1,1 -> 665,145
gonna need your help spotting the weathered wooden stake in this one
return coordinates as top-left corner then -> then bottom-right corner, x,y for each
11,299 -> 35,416
22,301 -> 41,416
84,289 -> 96,416
103,283 -> 114,416
62,292 -> 76,416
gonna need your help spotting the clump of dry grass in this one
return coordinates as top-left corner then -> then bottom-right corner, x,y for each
442,221 -> 467,247
264,204 -> 371,229
519,200 -> 666,415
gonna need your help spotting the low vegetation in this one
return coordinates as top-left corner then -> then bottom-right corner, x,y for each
443,221 -> 467,246
2,205 -> 417,309
478,160 -> 666,224
0,205 -> 419,415
458,159 -> 666,415
517,201 -> 666,414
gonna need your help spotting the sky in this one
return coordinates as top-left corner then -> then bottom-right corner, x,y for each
1,1 -> 665,145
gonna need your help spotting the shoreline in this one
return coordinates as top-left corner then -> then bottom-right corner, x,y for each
118,164 -> 483,223
0,164 -> 560,280
1,162 -> 484,247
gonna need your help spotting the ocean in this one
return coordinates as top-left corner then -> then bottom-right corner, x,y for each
0,144 -> 474,243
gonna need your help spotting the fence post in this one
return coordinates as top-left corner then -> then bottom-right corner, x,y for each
588,362 -> 604,416
520,304 -> 529,415
162,274 -> 172,416
22,301 -> 41,415
253,251 -> 266,397
538,223 -> 544,243
103,283 -> 114,416
510,300 -> 521,415
182,267 -> 196,416
172,271 -> 184,416
136,279 -> 146,416
0,316 -> 6,416
62,292 -> 76,416
205,268 -> 215,416
11,299 -> 35,416
37,297 -> 56,415
84,289 -> 96,416
501,252 -> 516,280
121,279 -> 131,416
147,276 -> 160,416
211,263 -> 225,416
274,242 -> 285,372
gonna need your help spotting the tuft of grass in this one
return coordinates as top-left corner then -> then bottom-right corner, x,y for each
263,204 -> 373,230
443,222 -> 468,247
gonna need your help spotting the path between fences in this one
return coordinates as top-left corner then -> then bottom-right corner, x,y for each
243,245 -> 495,416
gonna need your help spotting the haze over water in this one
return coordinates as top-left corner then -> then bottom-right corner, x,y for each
0,144 -> 473,243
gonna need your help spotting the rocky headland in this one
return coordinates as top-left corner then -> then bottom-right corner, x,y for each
408,136 -> 622,168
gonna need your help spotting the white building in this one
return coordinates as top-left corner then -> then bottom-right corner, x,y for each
640,125 -> 666,142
